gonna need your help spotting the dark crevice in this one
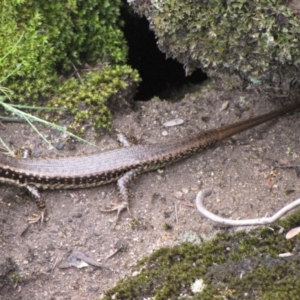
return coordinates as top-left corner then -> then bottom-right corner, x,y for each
120,2 -> 207,101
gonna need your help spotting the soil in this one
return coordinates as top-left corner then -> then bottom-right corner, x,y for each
0,84 -> 299,299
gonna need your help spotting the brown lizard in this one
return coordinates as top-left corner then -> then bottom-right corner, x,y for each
0,102 -> 299,223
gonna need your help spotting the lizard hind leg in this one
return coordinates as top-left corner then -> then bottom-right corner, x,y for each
26,185 -> 46,224
100,167 -> 142,223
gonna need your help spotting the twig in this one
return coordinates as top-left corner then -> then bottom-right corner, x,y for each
0,117 -> 26,123
195,188 -> 300,226
71,62 -> 83,85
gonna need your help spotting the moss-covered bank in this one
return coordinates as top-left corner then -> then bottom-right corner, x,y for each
103,210 -> 300,299
131,0 -> 300,94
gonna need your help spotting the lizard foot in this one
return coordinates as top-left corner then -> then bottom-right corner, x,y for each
27,209 -> 45,224
100,202 -> 132,224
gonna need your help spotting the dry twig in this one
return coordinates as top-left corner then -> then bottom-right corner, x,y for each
195,188 -> 300,226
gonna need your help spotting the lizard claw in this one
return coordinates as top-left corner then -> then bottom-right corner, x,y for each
27,209 -> 45,224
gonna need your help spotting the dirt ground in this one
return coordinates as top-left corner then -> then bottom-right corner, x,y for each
0,83 -> 299,299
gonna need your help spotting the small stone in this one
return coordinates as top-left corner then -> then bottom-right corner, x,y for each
180,231 -> 202,245
163,118 -> 184,127
181,188 -> 189,194
32,148 -> 42,157
73,212 -> 83,218
86,285 -> 99,292
55,141 -> 65,150
174,191 -> 184,200
132,270 -> 140,277
191,278 -> 206,293
221,101 -> 229,111
278,252 -> 293,257
57,232 -> 64,238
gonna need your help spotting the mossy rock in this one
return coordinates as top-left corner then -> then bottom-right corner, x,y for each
103,210 -> 300,299
131,0 -> 300,95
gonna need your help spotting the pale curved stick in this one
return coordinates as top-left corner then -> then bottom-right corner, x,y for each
195,189 -> 300,226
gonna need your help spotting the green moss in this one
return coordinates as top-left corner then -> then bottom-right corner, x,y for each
48,65 -> 140,131
0,0 -> 128,101
131,0 -> 300,94
103,209 -> 300,299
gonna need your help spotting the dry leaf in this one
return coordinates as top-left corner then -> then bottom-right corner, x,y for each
285,226 -> 300,239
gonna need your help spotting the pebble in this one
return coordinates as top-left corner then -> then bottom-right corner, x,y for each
174,191 -> 184,200
55,141 -> 65,150
221,101 -> 229,111
163,118 -> 184,127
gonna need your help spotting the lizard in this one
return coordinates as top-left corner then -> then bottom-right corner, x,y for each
0,102 -> 299,223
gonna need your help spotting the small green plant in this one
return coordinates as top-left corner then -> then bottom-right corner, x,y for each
10,273 -> 20,282
0,1 -> 128,101
48,65 -> 140,132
